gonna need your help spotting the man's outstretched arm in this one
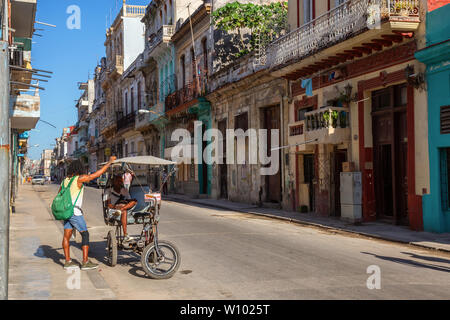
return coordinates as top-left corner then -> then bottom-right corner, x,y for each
78,156 -> 116,188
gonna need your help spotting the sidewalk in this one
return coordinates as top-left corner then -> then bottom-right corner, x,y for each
164,194 -> 450,253
8,185 -> 116,300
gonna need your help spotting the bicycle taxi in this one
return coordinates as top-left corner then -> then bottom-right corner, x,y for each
101,155 -> 180,279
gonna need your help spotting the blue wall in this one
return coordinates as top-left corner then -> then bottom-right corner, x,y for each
416,4 -> 450,232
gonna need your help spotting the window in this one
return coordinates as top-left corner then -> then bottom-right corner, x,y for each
441,105 -> 450,134
191,48 -> 196,82
137,82 -> 142,110
164,5 -> 167,24
202,38 -> 208,75
440,148 -> 450,211
131,87 -> 135,113
235,112 -> 248,131
124,91 -> 128,114
296,106 -> 314,121
372,84 -> 407,112
180,55 -> 186,87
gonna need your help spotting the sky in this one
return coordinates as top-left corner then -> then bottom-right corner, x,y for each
27,0 -> 150,160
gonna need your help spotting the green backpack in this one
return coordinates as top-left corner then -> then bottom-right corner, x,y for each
51,176 -> 83,220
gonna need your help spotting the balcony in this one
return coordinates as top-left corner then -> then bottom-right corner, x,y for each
108,55 -> 124,79
100,116 -> 116,135
165,73 -> 208,114
304,107 -> 351,145
144,25 -> 174,61
135,103 -> 164,131
10,93 -> 40,130
267,0 -> 420,78
10,0 -> 37,38
117,112 -> 136,132
125,4 -> 146,16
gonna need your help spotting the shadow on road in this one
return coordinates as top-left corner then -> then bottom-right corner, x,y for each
400,252 -> 450,265
361,251 -> 450,273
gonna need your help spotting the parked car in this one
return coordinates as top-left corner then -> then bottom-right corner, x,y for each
31,175 -> 46,185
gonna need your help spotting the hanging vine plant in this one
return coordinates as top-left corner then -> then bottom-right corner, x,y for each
212,1 -> 288,59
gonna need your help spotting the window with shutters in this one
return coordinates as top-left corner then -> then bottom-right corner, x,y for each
440,106 -> 450,134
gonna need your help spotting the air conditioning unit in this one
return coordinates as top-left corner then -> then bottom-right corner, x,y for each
340,172 -> 362,223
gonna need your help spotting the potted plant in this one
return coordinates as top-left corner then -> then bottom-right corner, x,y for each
323,110 -> 331,127
331,110 -> 339,128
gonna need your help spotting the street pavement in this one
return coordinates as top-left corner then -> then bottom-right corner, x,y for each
8,184 -> 450,299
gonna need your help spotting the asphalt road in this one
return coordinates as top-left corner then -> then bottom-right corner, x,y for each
32,183 -> 450,299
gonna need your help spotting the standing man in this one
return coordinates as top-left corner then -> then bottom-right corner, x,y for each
61,156 -> 116,270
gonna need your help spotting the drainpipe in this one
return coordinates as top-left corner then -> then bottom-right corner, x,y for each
0,0 -> 10,300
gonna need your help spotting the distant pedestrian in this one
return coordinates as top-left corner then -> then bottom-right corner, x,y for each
162,169 -> 168,195
60,156 -> 116,270
122,168 -> 134,192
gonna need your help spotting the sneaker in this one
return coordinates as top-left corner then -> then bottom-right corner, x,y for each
81,260 -> 99,270
123,235 -> 132,243
63,260 -> 78,270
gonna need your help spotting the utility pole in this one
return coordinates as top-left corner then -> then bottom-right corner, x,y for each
0,0 -> 10,300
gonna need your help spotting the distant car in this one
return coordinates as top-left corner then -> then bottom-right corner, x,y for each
87,177 -> 98,187
31,175 -> 45,185
97,173 -> 109,188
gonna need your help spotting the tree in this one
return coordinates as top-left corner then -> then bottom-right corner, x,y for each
212,1 -> 288,59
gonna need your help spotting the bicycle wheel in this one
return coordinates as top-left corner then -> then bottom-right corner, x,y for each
107,230 -> 117,267
141,240 -> 180,279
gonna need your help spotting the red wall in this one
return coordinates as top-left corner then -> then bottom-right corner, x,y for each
428,0 -> 450,11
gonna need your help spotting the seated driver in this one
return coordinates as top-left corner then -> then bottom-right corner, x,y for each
107,175 -> 137,243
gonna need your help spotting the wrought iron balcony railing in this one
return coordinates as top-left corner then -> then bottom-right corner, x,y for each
267,0 -> 419,69
165,70 -> 208,112
116,112 -> 136,131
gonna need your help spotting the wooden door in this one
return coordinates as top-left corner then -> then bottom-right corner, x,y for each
264,106 -> 281,203
395,111 -> 408,225
333,150 -> 347,217
304,154 -> 315,212
218,119 -> 228,198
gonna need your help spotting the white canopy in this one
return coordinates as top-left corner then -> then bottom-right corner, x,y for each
113,156 -> 177,166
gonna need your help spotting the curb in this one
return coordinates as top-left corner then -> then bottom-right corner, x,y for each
165,196 -> 450,255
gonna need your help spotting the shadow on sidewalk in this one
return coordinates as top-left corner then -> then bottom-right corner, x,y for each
70,239 -> 142,269
361,252 -> 450,273
34,245 -> 73,267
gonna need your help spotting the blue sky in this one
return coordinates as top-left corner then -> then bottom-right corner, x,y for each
28,0 -> 150,159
